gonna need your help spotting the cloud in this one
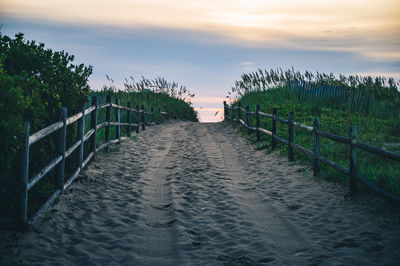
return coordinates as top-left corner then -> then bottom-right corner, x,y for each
1,0 -> 399,61
1,3 -> 398,122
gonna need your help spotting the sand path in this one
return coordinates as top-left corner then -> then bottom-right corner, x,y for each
1,121 -> 400,265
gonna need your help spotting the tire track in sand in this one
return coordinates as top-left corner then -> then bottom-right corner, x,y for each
200,124 -> 312,265
127,123 -> 182,265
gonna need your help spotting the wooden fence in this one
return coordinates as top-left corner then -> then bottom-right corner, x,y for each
18,95 -> 169,229
223,101 -> 400,203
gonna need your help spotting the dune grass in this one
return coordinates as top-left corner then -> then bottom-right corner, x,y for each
229,86 -> 400,200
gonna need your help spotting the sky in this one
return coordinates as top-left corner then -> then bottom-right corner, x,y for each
1,0 -> 399,122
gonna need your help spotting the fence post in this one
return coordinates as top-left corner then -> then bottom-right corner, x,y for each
256,104 -> 260,141
127,102 -> 131,137
245,105 -> 250,134
151,107 -> 155,123
115,97 -> 120,142
105,95 -> 111,151
144,106 -> 148,124
57,107 -> 67,191
141,104 -> 146,130
272,108 -> 277,149
288,112 -> 294,161
313,117 -> 320,176
91,96 -> 98,153
238,102 -> 242,125
136,105 -> 140,133
349,126 -> 358,193
19,121 -> 30,230
223,101 -> 227,121
77,105 -> 85,170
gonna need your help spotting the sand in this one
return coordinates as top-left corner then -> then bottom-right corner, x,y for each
1,121 -> 400,265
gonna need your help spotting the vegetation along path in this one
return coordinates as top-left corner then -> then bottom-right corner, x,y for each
1,121 -> 400,265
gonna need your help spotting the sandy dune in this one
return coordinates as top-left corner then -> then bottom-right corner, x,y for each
1,121 -> 400,265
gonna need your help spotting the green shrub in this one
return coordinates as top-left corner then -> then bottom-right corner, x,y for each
0,32 -> 92,224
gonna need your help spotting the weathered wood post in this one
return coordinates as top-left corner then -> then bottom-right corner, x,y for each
91,96 -> 98,153
115,97 -> 120,142
223,101 -> 227,121
136,105 -> 140,133
288,112 -> 294,161
77,105 -> 85,170
349,126 -> 358,193
144,106 -> 148,125
256,104 -> 260,142
105,95 -> 111,151
238,102 -> 242,125
313,117 -> 320,176
141,104 -> 146,130
151,107 -> 155,123
245,105 -> 250,134
127,102 -> 131,137
57,107 -> 67,191
19,121 -> 30,229
272,108 -> 278,149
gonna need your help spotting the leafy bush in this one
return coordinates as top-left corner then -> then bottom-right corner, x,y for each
0,32 -> 92,123
0,32 -> 92,225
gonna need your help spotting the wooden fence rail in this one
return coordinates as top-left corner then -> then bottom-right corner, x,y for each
18,96 -> 168,229
223,101 -> 400,204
